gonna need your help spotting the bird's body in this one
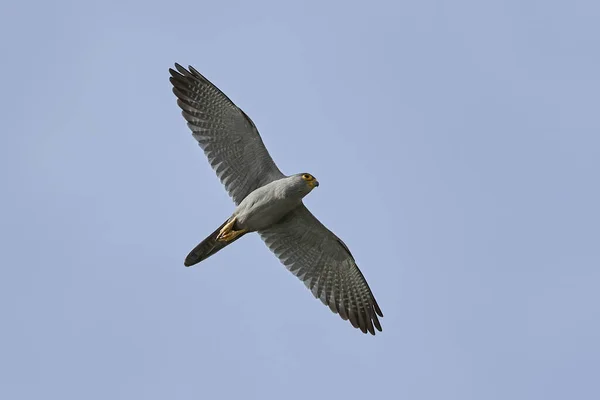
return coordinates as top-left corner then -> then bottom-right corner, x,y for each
233,175 -> 314,232
169,63 -> 384,334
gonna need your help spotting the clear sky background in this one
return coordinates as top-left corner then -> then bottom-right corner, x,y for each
1,1 -> 599,399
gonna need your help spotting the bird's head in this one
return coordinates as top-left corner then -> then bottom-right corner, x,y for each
289,172 -> 319,196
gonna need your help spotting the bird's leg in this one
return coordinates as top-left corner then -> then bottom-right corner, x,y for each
216,217 -> 247,242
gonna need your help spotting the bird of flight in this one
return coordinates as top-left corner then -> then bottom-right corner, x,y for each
169,64 -> 383,334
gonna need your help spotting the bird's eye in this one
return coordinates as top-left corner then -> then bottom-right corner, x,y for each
302,174 -> 312,180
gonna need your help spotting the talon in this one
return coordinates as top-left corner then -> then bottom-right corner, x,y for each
216,217 -> 236,241
216,217 -> 246,242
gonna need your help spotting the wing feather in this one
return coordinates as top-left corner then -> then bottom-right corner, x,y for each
169,64 -> 285,204
258,205 -> 383,335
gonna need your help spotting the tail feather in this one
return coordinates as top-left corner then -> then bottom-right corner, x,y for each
184,219 -> 246,266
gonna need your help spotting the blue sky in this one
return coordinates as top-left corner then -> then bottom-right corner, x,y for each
1,1 -> 599,399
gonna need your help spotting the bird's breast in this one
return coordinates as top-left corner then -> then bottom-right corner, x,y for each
235,195 -> 299,231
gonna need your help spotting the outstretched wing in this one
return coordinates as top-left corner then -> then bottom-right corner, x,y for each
169,64 -> 285,205
258,205 -> 383,335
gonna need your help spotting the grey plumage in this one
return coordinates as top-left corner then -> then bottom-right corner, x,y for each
169,63 -> 383,335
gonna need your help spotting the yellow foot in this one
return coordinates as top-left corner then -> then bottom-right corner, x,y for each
216,217 -> 247,242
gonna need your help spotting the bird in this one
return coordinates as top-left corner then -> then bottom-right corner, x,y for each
169,63 -> 383,335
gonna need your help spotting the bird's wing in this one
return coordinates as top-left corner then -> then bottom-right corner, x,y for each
258,205 -> 383,335
169,64 -> 285,205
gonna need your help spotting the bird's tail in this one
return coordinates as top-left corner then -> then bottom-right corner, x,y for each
184,219 -> 247,267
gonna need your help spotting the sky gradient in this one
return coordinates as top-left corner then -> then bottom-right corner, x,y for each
2,1 -> 599,399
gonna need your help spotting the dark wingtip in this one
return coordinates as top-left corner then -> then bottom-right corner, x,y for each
169,63 -> 186,78
367,317 -> 376,335
374,299 -> 384,318
174,63 -> 187,74
372,312 -> 383,332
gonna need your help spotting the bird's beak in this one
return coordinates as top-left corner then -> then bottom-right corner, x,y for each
312,180 -> 319,188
